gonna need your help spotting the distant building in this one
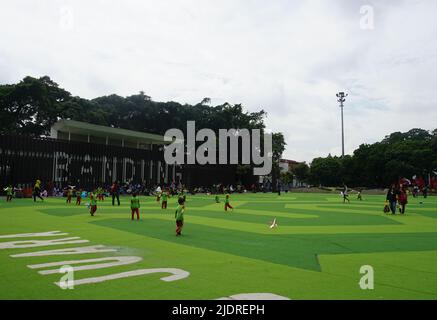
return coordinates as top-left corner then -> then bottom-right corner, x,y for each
279,159 -> 307,188
279,159 -> 301,173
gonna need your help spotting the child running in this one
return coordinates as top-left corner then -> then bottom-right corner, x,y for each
224,194 -> 233,212
4,185 -> 13,202
89,192 -> 98,216
161,189 -> 169,209
175,197 -> 185,236
130,193 -> 140,220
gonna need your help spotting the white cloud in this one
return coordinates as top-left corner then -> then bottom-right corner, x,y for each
1,0 -> 436,162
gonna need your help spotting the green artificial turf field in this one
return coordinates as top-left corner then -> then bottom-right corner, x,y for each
1,192 -> 437,300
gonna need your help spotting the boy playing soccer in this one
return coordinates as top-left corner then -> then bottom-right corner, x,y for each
175,197 -> 185,236
224,194 -> 233,212
161,189 -> 169,209
130,193 -> 140,220
89,192 -> 98,216
215,194 -> 220,203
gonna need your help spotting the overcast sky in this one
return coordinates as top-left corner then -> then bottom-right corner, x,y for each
1,0 -> 437,162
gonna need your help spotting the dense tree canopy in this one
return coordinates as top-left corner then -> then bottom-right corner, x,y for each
0,76 -> 285,182
0,76 -> 269,138
307,129 -> 437,188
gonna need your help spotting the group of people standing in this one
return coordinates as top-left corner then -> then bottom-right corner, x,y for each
386,184 -> 409,215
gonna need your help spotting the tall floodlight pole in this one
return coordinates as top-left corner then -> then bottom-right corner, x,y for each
336,92 -> 348,157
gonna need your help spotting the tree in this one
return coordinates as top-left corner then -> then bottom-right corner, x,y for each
0,76 -> 71,136
281,171 -> 294,185
271,133 -> 286,191
293,162 -> 310,185
309,156 -> 342,186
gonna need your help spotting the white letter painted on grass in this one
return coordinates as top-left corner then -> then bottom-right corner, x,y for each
217,293 -> 290,300
59,265 -> 74,290
29,256 -> 142,275
0,231 -> 68,239
11,245 -> 117,258
0,237 -> 89,249
359,265 -> 375,290
55,268 -> 190,287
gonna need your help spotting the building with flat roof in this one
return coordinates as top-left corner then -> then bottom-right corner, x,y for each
50,119 -> 168,150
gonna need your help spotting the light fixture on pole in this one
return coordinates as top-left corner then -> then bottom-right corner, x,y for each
336,92 -> 348,157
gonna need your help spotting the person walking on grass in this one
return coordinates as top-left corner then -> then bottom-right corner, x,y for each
66,187 -> 73,204
398,186 -> 408,215
76,189 -> 82,205
175,197 -> 185,236
386,184 -> 399,215
161,189 -> 169,209
224,193 -> 234,212
111,181 -> 120,206
33,179 -> 44,202
342,184 -> 350,203
130,193 -> 140,220
423,185 -> 429,199
89,192 -> 98,216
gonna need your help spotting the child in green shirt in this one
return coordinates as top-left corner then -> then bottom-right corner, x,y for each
215,194 -> 220,203
161,190 -> 169,209
66,188 -> 73,204
130,193 -> 140,220
89,192 -> 98,216
175,197 -> 185,236
178,189 -> 186,202
225,194 -> 233,212
4,185 -> 13,202
76,189 -> 82,205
